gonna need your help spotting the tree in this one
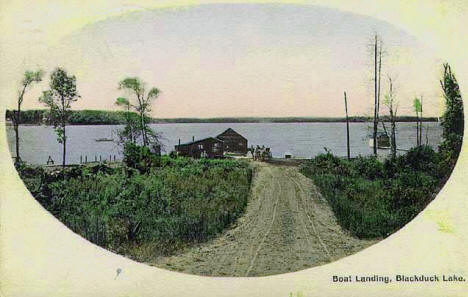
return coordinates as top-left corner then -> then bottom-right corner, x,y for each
439,63 -> 464,167
413,97 -> 422,146
344,91 -> 351,160
117,77 -> 161,149
383,77 -> 398,159
115,97 -> 139,144
372,34 -> 384,155
12,70 -> 43,163
39,68 -> 80,167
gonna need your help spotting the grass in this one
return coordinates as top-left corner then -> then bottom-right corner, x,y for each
19,156 -> 252,260
299,146 -> 445,238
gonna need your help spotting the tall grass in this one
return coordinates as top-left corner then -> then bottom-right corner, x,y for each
20,157 -> 252,259
300,146 -> 443,238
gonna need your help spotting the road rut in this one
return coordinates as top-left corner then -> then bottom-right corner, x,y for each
150,163 -> 376,276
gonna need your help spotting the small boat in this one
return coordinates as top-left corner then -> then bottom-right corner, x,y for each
369,132 -> 390,149
95,137 -> 114,142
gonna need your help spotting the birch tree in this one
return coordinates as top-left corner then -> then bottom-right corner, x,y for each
39,68 -> 79,167
13,70 -> 43,163
117,77 -> 161,149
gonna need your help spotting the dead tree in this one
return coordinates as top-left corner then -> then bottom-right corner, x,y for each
384,77 -> 398,159
344,91 -> 350,160
372,35 -> 383,155
373,35 -> 378,155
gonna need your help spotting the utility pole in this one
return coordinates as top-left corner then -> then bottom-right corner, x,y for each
373,35 -> 378,155
344,91 -> 351,160
420,95 -> 424,145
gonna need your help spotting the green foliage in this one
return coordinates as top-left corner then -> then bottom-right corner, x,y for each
350,156 -> 384,180
39,68 -> 80,166
20,158 -> 252,259
5,109 -> 142,125
12,69 -> 44,161
440,63 -> 464,139
300,147 -> 442,238
123,143 -> 161,173
413,97 -> 422,113
69,110 -> 140,125
439,63 -> 464,169
117,76 -> 161,147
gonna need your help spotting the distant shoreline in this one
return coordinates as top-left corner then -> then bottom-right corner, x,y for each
150,117 -> 439,124
5,109 -> 439,125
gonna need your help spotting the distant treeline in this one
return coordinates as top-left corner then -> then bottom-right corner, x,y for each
151,116 -> 439,123
5,109 -> 138,125
5,109 -> 439,125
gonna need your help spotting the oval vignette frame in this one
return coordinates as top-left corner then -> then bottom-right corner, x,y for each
0,1 -> 467,297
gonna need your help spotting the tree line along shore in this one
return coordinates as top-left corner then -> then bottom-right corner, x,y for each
5,109 -> 439,125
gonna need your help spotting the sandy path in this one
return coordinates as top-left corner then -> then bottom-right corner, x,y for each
149,163 -> 376,276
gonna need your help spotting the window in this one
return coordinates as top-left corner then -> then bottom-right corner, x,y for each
198,144 -> 204,150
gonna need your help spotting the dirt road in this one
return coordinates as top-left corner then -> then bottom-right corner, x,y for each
150,163 -> 376,276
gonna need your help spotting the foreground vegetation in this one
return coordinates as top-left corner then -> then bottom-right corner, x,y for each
300,63 -> 463,239
18,156 -> 252,260
300,147 -> 445,238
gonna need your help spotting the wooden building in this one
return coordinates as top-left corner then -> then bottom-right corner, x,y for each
216,128 -> 248,155
175,137 -> 224,159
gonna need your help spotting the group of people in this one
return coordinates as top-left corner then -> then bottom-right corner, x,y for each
249,145 -> 272,161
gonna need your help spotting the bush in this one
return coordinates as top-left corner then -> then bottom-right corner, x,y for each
123,143 -> 161,173
351,156 -> 384,180
401,145 -> 440,176
24,157 -> 252,259
300,147 -> 444,239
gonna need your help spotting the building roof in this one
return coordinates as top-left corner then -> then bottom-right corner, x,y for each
176,137 -> 224,147
217,128 -> 247,140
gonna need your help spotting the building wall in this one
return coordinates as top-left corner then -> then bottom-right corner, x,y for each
218,135 -> 248,154
175,138 -> 224,158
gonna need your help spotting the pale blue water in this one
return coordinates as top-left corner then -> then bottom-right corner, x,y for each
6,122 -> 442,165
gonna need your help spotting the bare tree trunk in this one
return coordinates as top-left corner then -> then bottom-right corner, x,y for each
14,85 -> 27,163
390,110 -> 397,158
373,35 -> 378,155
377,43 -> 382,132
62,124 -> 66,168
420,95 -> 423,146
141,112 -> 147,146
14,108 -> 20,162
344,91 -> 350,160
416,112 -> 420,146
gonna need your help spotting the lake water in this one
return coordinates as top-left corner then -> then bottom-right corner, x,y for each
5,122 -> 442,165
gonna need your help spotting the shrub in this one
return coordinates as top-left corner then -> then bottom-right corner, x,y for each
123,142 -> 161,173
300,147 -> 444,239
351,156 -> 384,180
24,157 -> 252,259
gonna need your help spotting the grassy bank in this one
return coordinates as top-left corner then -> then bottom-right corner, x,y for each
19,156 -> 252,260
299,146 -> 446,238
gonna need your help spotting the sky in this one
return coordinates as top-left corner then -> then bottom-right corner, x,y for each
6,3 -> 444,118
